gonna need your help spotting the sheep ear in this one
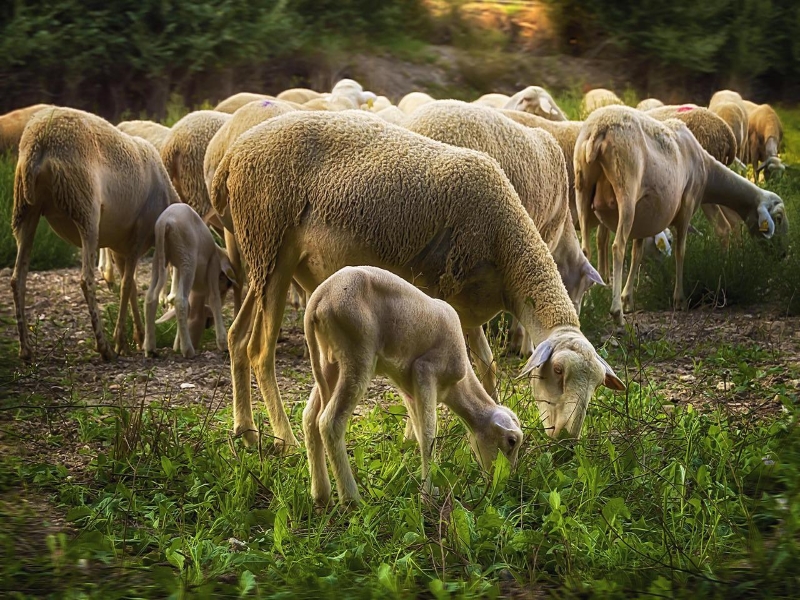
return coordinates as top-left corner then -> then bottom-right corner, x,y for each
539,96 -> 554,114
596,353 -> 626,391
517,339 -> 554,379
757,204 -> 775,238
156,308 -> 176,323
584,261 -> 605,286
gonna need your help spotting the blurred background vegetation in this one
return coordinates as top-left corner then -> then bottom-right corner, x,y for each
2,0 -> 798,119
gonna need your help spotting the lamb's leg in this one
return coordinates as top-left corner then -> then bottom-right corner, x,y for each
248,256 -> 300,450
409,364 -> 439,498
175,267 -> 196,358
224,229 -> 244,315
596,225 -> 610,283
144,255 -> 168,357
10,206 -> 40,361
230,288 -> 258,445
207,267 -> 228,352
319,357 -> 370,505
621,238 -> 644,313
303,385 -> 331,506
77,229 -> 114,360
465,326 -> 497,398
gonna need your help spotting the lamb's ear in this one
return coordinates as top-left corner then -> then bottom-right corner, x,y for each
596,353 -> 626,391
539,96 -> 554,115
584,261 -> 605,286
517,339 -> 554,379
757,203 -> 776,239
156,308 -> 176,324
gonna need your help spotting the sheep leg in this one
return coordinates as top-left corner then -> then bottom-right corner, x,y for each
673,221 -> 690,310
144,254 -> 168,357
248,260 -> 300,450
318,357 -> 370,505
596,225 -> 610,283
224,229 -> 244,315
207,266 -> 228,353
508,316 -> 533,357
99,248 -> 115,287
229,288 -> 259,445
409,363 -> 439,498
609,208 -> 634,328
115,252 -> 144,348
174,270 -> 195,358
10,207 -> 40,361
112,256 -> 138,355
165,266 -> 179,306
303,385 -> 332,506
621,238 -> 644,313
465,326 -> 497,398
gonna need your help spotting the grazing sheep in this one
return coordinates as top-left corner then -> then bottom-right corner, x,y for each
213,93 -> 271,114
211,110 -> 624,449
747,104 -> 785,180
276,88 -> 323,104
709,90 -> 745,110
636,98 -> 664,111
404,101 -> 603,316
161,111 -> 230,221
581,88 -> 624,117
473,93 -> 511,108
144,204 -> 236,358
646,105 -> 737,165
504,86 -> 567,121
116,120 -> 171,152
0,104 -> 54,154
303,266 -> 523,505
575,106 -> 787,326
12,107 -> 179,360
398,91 -> 436,114
708,101 -> 749,163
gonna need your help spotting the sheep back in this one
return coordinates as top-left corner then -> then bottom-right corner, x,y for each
0,104 -> 54,154
647,105 -> 736,165
117,120 -> 172,152
214,93 -> 272,114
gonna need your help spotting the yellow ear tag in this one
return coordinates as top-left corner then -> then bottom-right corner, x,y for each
656,238 -> 666,251
366,98 -> 375,109
760,219 -> 770,232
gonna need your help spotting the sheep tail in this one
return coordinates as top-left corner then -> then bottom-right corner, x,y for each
12,144 -> 48,233
210,150 -> 231,218
584,129 -> 607,165
152,221 -> 169,296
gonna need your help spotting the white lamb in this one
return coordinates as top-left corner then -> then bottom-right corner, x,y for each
144,204 -> 236,359
504,86 -> 567,121
303,266 -> 523,505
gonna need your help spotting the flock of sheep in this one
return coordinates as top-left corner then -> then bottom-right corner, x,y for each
1,79 -> 788,505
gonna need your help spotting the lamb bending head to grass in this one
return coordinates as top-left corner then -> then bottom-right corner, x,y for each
303,266 -> 523,506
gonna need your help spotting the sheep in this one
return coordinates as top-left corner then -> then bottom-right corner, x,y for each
403,101 -> 603,318
368,96 -> 393,112
473,93 -> 511,108
636,98 -> 664,111
144,204 -> 236,358
12,107 -> 180,360
708,89 -> 744,110
574,106 -> 787,326
0,104 -> 54,155
375,105 -> 407,125
646,105 -> 737,165
504,86 -> 567,121
303,96 -> 359,111
581,89 -> 624,117
707,101 -> 748,163
303,266 -> 523,505
330,78 -> 377,108
213,93 -> 272,114
116,120 -> 171,152
276,88 -> 323,104
211,110 -> 625,449
746,104 -> 785,181
398,91 -> 436,114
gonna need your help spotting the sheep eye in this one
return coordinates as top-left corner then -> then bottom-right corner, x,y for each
553,365 -> 563,376
508,437 -> 517,449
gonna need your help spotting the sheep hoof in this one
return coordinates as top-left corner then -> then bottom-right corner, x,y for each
339,496 -> 362,511
234,427 -> 259,447
145,349 -> 159,359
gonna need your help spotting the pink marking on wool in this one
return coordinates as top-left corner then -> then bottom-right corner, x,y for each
261,100 -> 273,107
677,105 -> 694,113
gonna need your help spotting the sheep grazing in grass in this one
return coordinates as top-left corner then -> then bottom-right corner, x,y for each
144,204 -> 236,359
747,104 -> 785,181
581,88 -> 624,117
473,93 -> 511,108
12,107 -> 179,360
213,92 -> 272,114
575,106 -> 787,326
116,120 -> 171,152
636,98 -> 664,111
398,91 -> 436,114
0,104 -> 54,154
161,110 -> 231,222
505,86 -> 567,121
211,110 -> 625,449
276,88 -> 323,104
403,101 -> 603,317
303,266 -> 523,506
708,102 -> 749,164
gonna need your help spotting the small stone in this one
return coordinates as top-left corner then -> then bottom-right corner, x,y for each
679,374 -> 696,382
716,381 -> 733,391
180,383 -> 196,389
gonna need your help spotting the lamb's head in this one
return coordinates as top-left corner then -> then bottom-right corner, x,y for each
747,191 -> 788,239
467,405 -> 523,472
519,326 -> 625,439
508,87 -> 567,121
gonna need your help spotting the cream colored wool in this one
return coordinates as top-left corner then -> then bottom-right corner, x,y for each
636,98 -> 664,111
117,120 -> 172,152
473,93 -> 511,108
646,105 -> 737,165
708,101 -> 748,162
214,92 -> 272,114
398,91 -> 436,114
160,110 -> 230,221
277,88 -> 323,104
12,107 -> 179,361
504,86 -> 567,121
581,89 -> 624,117
374,105 -> 407,125
746,104 -> 784,178
0,104 -> 53,154
212,110 -> 621,448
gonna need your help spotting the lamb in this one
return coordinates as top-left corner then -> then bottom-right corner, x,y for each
211,110 -> 625,449
12,107 -> 179,360
504,86 -> 567,121
276,88 -> 323,104
581,89 -> 624,117
398,91 -> 436,114
574,106 -> 787,326
0,104 -> 54,154
116,120 -> 171,152
144,204 -> 236,358
636,98 -> 664,111
213,93 -> 272,114
303,266 -> 523,505
473,93 -> 511,108
403,101 -> 603,317
746,104 -> 785,180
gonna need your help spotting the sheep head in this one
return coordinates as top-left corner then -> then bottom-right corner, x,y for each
519,326 -> 625,439
747,191 -> 787,239
467,405 -> 523,472
756,156 -> 786,182
508,87 -> 567,121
